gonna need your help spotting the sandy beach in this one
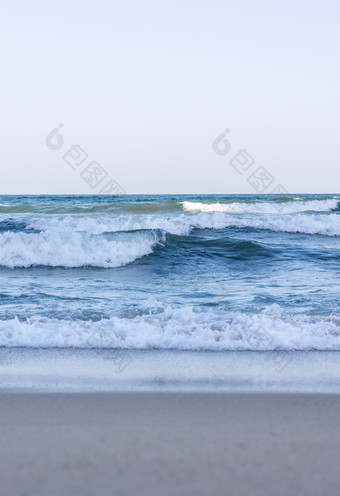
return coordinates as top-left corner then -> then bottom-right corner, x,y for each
1,350 -> 340,495
1,391 -> 339,496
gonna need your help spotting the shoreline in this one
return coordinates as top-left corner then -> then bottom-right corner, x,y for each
1,348 -> 340,393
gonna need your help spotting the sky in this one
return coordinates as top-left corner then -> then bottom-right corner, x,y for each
0,0 -> 339,194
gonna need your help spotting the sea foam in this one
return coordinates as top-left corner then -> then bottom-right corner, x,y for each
182,199 -> 339,214
1,305 -> 340,350
28,211 -> 340,237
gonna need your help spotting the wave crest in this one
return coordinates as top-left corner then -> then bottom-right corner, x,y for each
182,199 -> 339,214
0,229 -> 164,268
27,212 -> 340,237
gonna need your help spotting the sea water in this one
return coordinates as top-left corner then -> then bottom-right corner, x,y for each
0,194 -> 339,351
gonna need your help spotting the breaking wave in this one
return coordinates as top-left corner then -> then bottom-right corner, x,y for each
1,304 -> 340,350
26,211 -> 340,237
0,229 -> 164,268
182,199 -> 339,214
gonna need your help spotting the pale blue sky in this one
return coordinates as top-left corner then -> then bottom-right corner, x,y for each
0,0 -> 339,193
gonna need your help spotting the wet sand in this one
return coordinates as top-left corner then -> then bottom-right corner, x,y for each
1,392 -> 339,496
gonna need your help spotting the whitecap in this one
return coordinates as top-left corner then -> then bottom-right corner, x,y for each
1,304 -> 340,350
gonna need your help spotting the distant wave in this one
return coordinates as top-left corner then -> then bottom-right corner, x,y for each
1,304 -> 340,350
0,202 -> 181,215
182,199 -> 339,214
0,204 -> 35,213
1,197 -> 338,216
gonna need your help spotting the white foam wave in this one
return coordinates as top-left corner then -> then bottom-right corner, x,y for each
223,213 -> 340,236
182,199 -> 339,214
27,215 -> 192,236
1,305 -> 340,350
0,230 -> 163,268
27,211 -> 340,237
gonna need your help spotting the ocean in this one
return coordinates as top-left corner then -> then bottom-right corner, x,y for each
0,194 -> 339,351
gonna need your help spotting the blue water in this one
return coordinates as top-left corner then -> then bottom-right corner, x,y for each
0,194 -> 339,350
